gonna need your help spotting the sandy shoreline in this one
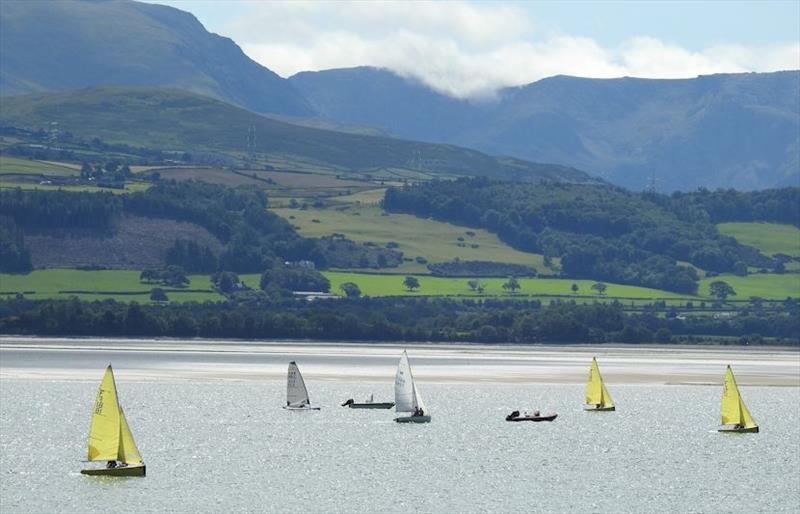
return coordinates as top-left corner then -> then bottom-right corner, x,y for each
1,336 -> 798,386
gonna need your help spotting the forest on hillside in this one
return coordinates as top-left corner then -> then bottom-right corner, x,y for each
0,182 -> 400,273
383,179 -> 800,293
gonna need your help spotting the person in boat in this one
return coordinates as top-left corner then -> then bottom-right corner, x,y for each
106,460 -> 117,469
418,408 -> 424,416
534,410 -> 540,417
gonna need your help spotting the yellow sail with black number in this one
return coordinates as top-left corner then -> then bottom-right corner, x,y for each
118,408 -> 143,465
87,365 -> 121,461
721,366 -> 758,429
585,357 -> 614,408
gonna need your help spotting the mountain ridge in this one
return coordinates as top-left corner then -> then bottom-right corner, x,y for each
290,68 -> 800,191
0,0 -> 312,116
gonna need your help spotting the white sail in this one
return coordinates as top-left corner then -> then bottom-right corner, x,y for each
395,351 -> 415,412
287,361 -> 310,407
395,350 -> 427,414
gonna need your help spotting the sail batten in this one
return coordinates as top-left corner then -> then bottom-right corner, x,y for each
287,361 -> 310,407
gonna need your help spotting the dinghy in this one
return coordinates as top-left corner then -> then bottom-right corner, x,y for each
394,350 -> 431,423
81,365 -> 145,477
341,394 -> 395,409
505,410 -> 558,422
718,365 -> 759,433
583,357 -> 615,411
283,361 -> 320,410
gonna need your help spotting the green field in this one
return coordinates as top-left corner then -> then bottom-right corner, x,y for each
272,205 -> 552,273
0,156 -> 78,176
717,222 -> 800,256
0,181 -> 150,194
699,273 -> 800,300
0,269 -> 224,303
236,272 -> 690,301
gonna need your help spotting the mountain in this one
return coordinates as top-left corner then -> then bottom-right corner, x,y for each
0,87 -> 596,183
290,68 -> 800,191
0,0 -> 311,116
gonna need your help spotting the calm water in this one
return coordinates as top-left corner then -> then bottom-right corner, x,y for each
1,378 -> 799,513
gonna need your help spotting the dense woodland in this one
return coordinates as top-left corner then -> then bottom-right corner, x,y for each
0,182 -> 400,273
0,297 -> 797,344
384,180 -> 799,293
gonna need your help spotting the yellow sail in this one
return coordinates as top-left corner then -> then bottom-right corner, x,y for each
118,408 -> 143,465
600,381 -> 615,409
585,358 -> 603,405
87,365 -> 121,461
721,366 -> 758,428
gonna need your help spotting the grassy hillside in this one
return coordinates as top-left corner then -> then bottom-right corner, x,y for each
0,87 -> 596,184
699,273 -> 800,300
0,0 -> 311,116
717,222 -> 800,256
272,204 -> 551,273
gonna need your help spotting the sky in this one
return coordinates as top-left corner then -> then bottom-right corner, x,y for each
149,1 -> 800,98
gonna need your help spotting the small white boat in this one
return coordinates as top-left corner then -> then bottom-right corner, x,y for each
80,365 -> 146,476
283,361 -> 320,411
718,365 -> 759,433
394,350 -> 430,423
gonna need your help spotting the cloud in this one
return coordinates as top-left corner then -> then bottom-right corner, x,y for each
218,2 -> 799,98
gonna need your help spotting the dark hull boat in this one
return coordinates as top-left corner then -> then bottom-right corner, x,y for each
505,411 -> 557,422
341,398 -> 394,409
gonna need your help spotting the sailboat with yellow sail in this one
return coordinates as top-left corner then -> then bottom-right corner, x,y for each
583,357 -> 615,411
81,365 -> 146,476
718,365 -> 759,433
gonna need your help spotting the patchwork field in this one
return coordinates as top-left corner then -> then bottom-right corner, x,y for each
717,222 -> 800,256
271,205 -> 552,273
0,269 -> 223,302
0,156 -> 78,176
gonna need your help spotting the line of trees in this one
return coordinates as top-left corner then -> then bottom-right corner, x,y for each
0,296 -> 797,344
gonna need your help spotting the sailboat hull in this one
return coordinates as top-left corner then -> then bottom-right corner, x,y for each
81,464 -> 146,477
583,404 -> 615,411
718,425 -> 759,433
283,405 -> 321,411
394,415 -> 431,423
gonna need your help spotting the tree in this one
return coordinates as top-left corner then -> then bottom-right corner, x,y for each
571,283 -> 579,295
340,282 -> 361,298
709,280 -> 736,301
213,271 -> 240,294
502,277 -> 521,293
150,288 -> 168,302
591,282 -> 607,296
403,276 -> 420,291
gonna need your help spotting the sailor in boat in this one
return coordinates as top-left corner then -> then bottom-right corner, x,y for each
533,410 -> 540,417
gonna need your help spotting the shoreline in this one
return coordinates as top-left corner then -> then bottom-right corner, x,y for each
2,336 -> 798,386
